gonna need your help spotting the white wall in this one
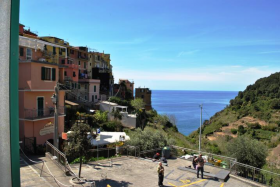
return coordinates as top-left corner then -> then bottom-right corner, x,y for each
100,102 -> 136,128
0,0 -> 12,185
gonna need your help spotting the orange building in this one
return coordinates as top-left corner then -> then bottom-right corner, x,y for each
135,88 -> 152,111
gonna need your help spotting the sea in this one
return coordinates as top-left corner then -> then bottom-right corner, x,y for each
151,90 -> 238,136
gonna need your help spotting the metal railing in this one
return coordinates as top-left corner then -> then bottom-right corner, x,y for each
171,145 -> 237,170
24,107 -> 55,120
230,161 -> 280,187
64,76 -> 72,81
171,145 -> 280,186
46,141 -> 76,177
24,106 -> 65,120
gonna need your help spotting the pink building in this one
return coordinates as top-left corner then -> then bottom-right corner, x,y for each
79,79 -> 100,102
19,26 -> 66,145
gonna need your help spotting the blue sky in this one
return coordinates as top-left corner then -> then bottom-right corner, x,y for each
20,0 -> 280,91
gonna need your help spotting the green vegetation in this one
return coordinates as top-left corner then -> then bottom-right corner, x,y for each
231,129 -> 237,134
189,72 -> 280,174
70,156 -> 117,164
65,123 -> 92,178
227,136 -> 268,168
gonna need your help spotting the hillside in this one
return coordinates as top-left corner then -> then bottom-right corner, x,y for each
189,72 -> 280,163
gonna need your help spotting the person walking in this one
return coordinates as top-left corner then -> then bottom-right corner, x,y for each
195,154 -> 206,179
192,156 -> 197,169
157,162 -> 164,187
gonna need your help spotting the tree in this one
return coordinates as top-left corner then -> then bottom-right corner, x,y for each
227,136 -> 268,168
93,110 -> 108,126
126,128 -> 168,151
65,123 -> 92,178
131,98 -> 145,111
111,108 -> 122,121
131,98 -> 147,130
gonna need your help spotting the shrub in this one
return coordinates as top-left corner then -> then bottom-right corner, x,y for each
227,136 -> 268,168
102,120 -> 123,131
126,128 -> 169,151
270,99 -> 280,109
238,125 -> 246,135
231,129 -> 237,134
247,123 -> 261,129
261,124 -> 278,131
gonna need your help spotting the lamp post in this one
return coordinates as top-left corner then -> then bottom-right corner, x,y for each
199,104 -> 203,153
51,82 -> 59,148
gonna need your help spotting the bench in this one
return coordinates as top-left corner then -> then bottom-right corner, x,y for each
178,167 -> 230,181
215,170 -> 230,182
178,167 -> 216,178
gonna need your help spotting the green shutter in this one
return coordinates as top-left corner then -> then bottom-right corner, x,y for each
52,68 -> 56,81
41,67 -> 45,80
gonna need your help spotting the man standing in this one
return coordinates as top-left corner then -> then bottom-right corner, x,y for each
157,162 -> 164,187
195,154 -> 205,179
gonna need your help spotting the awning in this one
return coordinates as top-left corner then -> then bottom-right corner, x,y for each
65,100 -> 79,106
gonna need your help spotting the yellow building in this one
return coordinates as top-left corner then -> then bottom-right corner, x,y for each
39,36 -> 68,64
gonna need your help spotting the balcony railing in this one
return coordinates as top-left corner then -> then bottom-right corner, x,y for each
64,76 -> 72,81
65,64 -> 79,69
78,55 -> 88,60
24,106 -> 65,120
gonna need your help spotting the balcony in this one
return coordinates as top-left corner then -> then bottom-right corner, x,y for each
23,106 -> 65,120
78,55 -> 88,60
65,64 -> 79,69
99,68 -> 111,73
64,76 -> 72,81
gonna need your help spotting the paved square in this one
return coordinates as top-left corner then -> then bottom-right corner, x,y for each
70,156 -> 252,187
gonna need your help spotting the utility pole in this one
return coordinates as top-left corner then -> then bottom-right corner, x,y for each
199,104 -> 203,153
54,82 -> 59,148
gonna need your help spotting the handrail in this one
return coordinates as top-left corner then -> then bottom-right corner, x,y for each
231,161 -> 280,176
46,141 -> 66,158
171,145 -> 237,161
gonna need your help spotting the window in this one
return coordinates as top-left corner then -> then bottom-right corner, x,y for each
95,95 -> 97,99
41,67 -> 55,81
37,97 -> 44,117
20,47 -> 24,56
26,48 -> 32,60
70,49 -> 74,54
85,96 -> 87,100
85,84 -> 88,89
53,47 -> 56,55
94,85 -> 96,92
141,95 -> 144,99
73,72 -> 76,77
84,62 -> 86,68
79,61 -> 81,65
72,83 -> 74,89
64,71 -> 67,76
61,59 -> 65,64
78,84 -> 80,89
90,63 -> 91,66
92,95 -> 94,102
